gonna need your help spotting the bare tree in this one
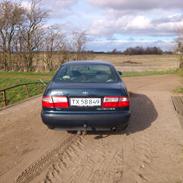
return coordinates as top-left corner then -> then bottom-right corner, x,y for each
0,1 -> 90,72
0,0 -> 24,70
71,31 -> 88,60
42,25 -> 66,71
20,0 -> 48,71
176,30 -> 183,68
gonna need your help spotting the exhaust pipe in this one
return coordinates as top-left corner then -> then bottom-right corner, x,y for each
112,127 -> 117,132
83,124 -> 87,135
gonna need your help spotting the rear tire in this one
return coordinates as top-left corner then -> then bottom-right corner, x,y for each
47,125 -> 55,129
117,122 -> 128,131
67,130 -> 77,134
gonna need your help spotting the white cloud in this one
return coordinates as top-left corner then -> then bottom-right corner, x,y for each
126,16 -> 151,29
87,9 -> 183,38
44,0 -> 77,9
157,19 -> 183,32
21,1 -> 31,10
21,0 -> 78,18
89,0 -> 183,10
21,0 -> 183,51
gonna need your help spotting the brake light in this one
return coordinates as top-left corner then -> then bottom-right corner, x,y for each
42,96 -> 68,108
102,96 -> 129,108
118,97 -> 129,107
42,96 -> 54,108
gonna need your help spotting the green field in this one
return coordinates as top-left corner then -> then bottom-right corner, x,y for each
0,72 -> 54,108
0,68 -> 180,108
0,69 -> 178,89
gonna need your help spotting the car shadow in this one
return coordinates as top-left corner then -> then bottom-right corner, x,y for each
87,92 -> 158,139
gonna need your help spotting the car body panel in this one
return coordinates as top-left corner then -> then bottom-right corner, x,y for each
41,110 -> 130,130
41,60 -> 130,130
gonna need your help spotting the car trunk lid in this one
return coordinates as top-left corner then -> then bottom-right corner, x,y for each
43,81 -> 129,111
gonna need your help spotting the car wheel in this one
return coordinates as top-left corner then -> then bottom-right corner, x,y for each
67,130 -> 77,134
117,122 -> 128,131
47,125 -> 55,129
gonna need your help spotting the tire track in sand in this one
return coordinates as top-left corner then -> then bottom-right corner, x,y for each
43,134 -> 125,183
16,135 -> 81,183
42,132 -> 154,183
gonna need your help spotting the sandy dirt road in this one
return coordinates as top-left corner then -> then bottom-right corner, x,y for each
0,75 -> 183,183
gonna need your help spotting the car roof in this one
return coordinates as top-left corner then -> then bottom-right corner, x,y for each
63,60 -> 113,66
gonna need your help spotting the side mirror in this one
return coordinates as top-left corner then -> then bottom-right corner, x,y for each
118,71 -> 122,76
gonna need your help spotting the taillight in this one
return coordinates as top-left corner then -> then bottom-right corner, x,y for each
42,96 -> 69,108
118,97 -> 129,107
102,96 -> 129,108
42,96 -> 54,108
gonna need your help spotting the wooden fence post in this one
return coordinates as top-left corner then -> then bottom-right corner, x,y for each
24,84 -> 29,97
3,90 -> 7,106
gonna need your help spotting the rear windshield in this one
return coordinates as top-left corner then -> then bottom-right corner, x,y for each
54,64 -> 119,83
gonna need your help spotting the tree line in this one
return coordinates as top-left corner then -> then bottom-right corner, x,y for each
113,46 -> 163,55
0,0 -> 88,72
89,47 -> 167,55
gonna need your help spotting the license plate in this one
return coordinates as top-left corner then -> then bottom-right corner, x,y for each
70,98 -> 101,107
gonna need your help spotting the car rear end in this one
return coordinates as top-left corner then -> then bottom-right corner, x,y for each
41,61 -> 130,131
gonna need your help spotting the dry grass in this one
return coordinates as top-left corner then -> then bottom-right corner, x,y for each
0,53 -> 179,72
93,54 -> 179,72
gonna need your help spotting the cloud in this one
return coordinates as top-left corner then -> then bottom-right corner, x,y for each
21,0 -> 183,51
88,10 -> 183,38
89,0 -> 183,10
126,16 -> 151,29
157,20 -> 183,33
21,1 -> 31,10
152,13 -> 183,24
45,0 -> 77,9
22,0 -> 78,18
86,38 -> 176,51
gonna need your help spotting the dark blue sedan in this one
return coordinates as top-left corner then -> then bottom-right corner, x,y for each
41,61 -> 130,132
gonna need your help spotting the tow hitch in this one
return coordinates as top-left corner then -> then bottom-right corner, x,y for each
77,124 -> 87,135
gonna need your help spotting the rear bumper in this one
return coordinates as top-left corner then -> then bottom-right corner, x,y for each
41,110 -> 130,130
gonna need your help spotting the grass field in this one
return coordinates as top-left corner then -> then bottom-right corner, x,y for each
0,72 -> 53,108
0,69 -> 178,89
0,69 -> 179,108
94,54 -> 179,72
17,53 -> 179,72
0,54 -> 182,107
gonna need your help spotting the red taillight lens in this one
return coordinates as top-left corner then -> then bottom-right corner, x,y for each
42,96 -> 68,108
52,96 -> 69,108
102,96 -> 119,108
118,97 -> 129,107
42,96 -> 54,108
102,96 -> 129,108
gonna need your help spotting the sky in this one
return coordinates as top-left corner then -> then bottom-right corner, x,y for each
21,0 -> 183,51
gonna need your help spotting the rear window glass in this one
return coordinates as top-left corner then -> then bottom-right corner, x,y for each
54,64 -> 118,83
